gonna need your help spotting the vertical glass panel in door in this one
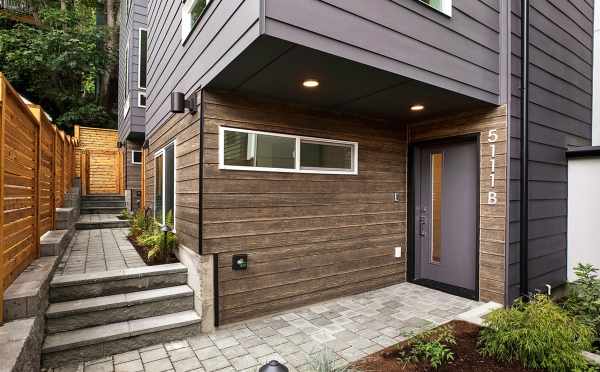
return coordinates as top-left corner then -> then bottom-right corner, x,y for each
155,154 -> 163,224
164,144 -> 175,226
431,152 -> 443,263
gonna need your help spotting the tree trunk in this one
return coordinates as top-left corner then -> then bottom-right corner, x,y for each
100,0 -> 118,116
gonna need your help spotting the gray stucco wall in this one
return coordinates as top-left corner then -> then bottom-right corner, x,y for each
118,0 -> 147,143
507,0 -> 593,301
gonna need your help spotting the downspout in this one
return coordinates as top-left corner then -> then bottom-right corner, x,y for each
519,0 -> 530,298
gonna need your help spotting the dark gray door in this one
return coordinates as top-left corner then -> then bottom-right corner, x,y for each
413,138 -> 478,296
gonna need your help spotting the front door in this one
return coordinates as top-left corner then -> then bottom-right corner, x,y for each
413,137 -> 479,299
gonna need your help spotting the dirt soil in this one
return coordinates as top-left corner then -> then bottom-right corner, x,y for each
352,320 -> 540,372
127,235 -> 178,266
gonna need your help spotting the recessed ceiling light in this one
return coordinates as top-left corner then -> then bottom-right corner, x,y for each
410,104 -> 425,112
303,79 -> 320,88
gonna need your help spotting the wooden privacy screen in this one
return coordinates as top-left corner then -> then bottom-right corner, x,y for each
0,73 -> 76,323
80,149 -> 123,195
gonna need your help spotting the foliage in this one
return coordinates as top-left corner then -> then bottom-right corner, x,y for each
307,346 -> 354,372
564,263 -> 600,345
0,2 -> 117,129
128,209 -> 177,264
479,294 -> 594,372
397,324 -> 456,369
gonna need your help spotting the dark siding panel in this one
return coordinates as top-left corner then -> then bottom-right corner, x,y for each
118,0 -> 147,142
145,0 -> 261,136
507,0 -> 592,301
264,0 -> 501,105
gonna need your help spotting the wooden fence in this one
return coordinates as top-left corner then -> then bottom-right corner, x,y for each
0,73 -> 77,323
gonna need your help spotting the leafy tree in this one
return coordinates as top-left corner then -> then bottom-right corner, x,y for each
0,0 -> 117,130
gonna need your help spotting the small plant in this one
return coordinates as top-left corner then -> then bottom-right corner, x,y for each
397,324 -> 456,369
479,294 -> 594,372
119,208 -> 132,221
564,263 -> 600,344
128,209 -> 177,264
308,346 -> 353,372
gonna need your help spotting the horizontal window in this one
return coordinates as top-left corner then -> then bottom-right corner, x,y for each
219,127 -> 358,175
418,0 -> 452,16
138,92 -> 147,107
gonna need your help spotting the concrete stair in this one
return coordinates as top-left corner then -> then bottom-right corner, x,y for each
80,195 -> 126,215
42,264 -> 201,368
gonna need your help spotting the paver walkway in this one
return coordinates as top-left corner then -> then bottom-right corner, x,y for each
49,283 -> 479,372
55,228 -> 145,275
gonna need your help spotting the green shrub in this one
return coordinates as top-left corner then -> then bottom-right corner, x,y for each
397,324 -> 456,369
479,294 -> 593,372
128,209 -> 177,264
564,263 -> 600,344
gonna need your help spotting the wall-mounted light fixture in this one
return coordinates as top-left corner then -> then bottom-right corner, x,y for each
410,104 -> 425,112
170,92 -> 197,114
142,139 -> 149,149
117,141 -> 123,148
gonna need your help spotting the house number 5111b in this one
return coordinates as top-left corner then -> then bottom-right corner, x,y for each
487,129 -> 498,205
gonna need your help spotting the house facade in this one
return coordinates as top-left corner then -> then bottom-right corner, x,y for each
118,0 -> 147,210
142,0 -> 593,326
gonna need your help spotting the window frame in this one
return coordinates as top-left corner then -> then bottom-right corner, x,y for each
123,39 -> 130,116
138,28 -> 148,90
138,92 -> 147,108
154,141 -> 177,231
417,0 -> 452,16
132,150 -> 143,164
218,126 -> 359,175
181,0 -> 212,43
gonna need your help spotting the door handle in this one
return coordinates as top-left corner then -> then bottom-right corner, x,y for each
419,216 -> 426,237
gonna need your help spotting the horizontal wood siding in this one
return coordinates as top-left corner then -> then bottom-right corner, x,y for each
264,0 -> 501,104
145,0 -> 261,136
507,0 -> 593,302
409,106 -> 509,304
144,109 -> 200,251
202,91 -> 407,324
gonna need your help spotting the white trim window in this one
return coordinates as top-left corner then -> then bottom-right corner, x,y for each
219,127 -> 358,175
138,92 -> 147,108
418,0 -> 452,16
182,0 -> 211,41
123,39 -> 130,115
132,150 -> 142,164
154,142 -> 176,228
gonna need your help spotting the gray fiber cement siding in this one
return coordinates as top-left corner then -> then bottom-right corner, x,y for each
145,0 -> 502,137
118,0 -> 148,142
507,0 -> 593,302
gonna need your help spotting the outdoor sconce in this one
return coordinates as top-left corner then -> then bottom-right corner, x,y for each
232,254 -> 248,271
259,360 -> 289,372
117,141 -> 123,148
143,140 -> 149,149
170,92 -> 197,114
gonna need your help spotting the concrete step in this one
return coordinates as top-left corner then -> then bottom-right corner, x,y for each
81,195 -> 125,201
42,310 -> 201,368
81,201 -> 126,208
80,207 -> 125,215
50,264 -> 188,302
75,219 -> 129,230
46,285 -> 194,334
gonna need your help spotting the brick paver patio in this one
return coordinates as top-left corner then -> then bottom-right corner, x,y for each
48,282 -> 479,372
55,228 -> 145,275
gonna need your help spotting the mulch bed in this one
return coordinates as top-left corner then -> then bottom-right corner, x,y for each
351,320 -> 540,372
127,235 -> 178,266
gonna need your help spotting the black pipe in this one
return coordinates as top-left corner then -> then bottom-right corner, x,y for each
198,88 -> 204,256
519,0 -> 530,298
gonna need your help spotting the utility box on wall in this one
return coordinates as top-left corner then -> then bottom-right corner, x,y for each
567,147 -> 600,281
